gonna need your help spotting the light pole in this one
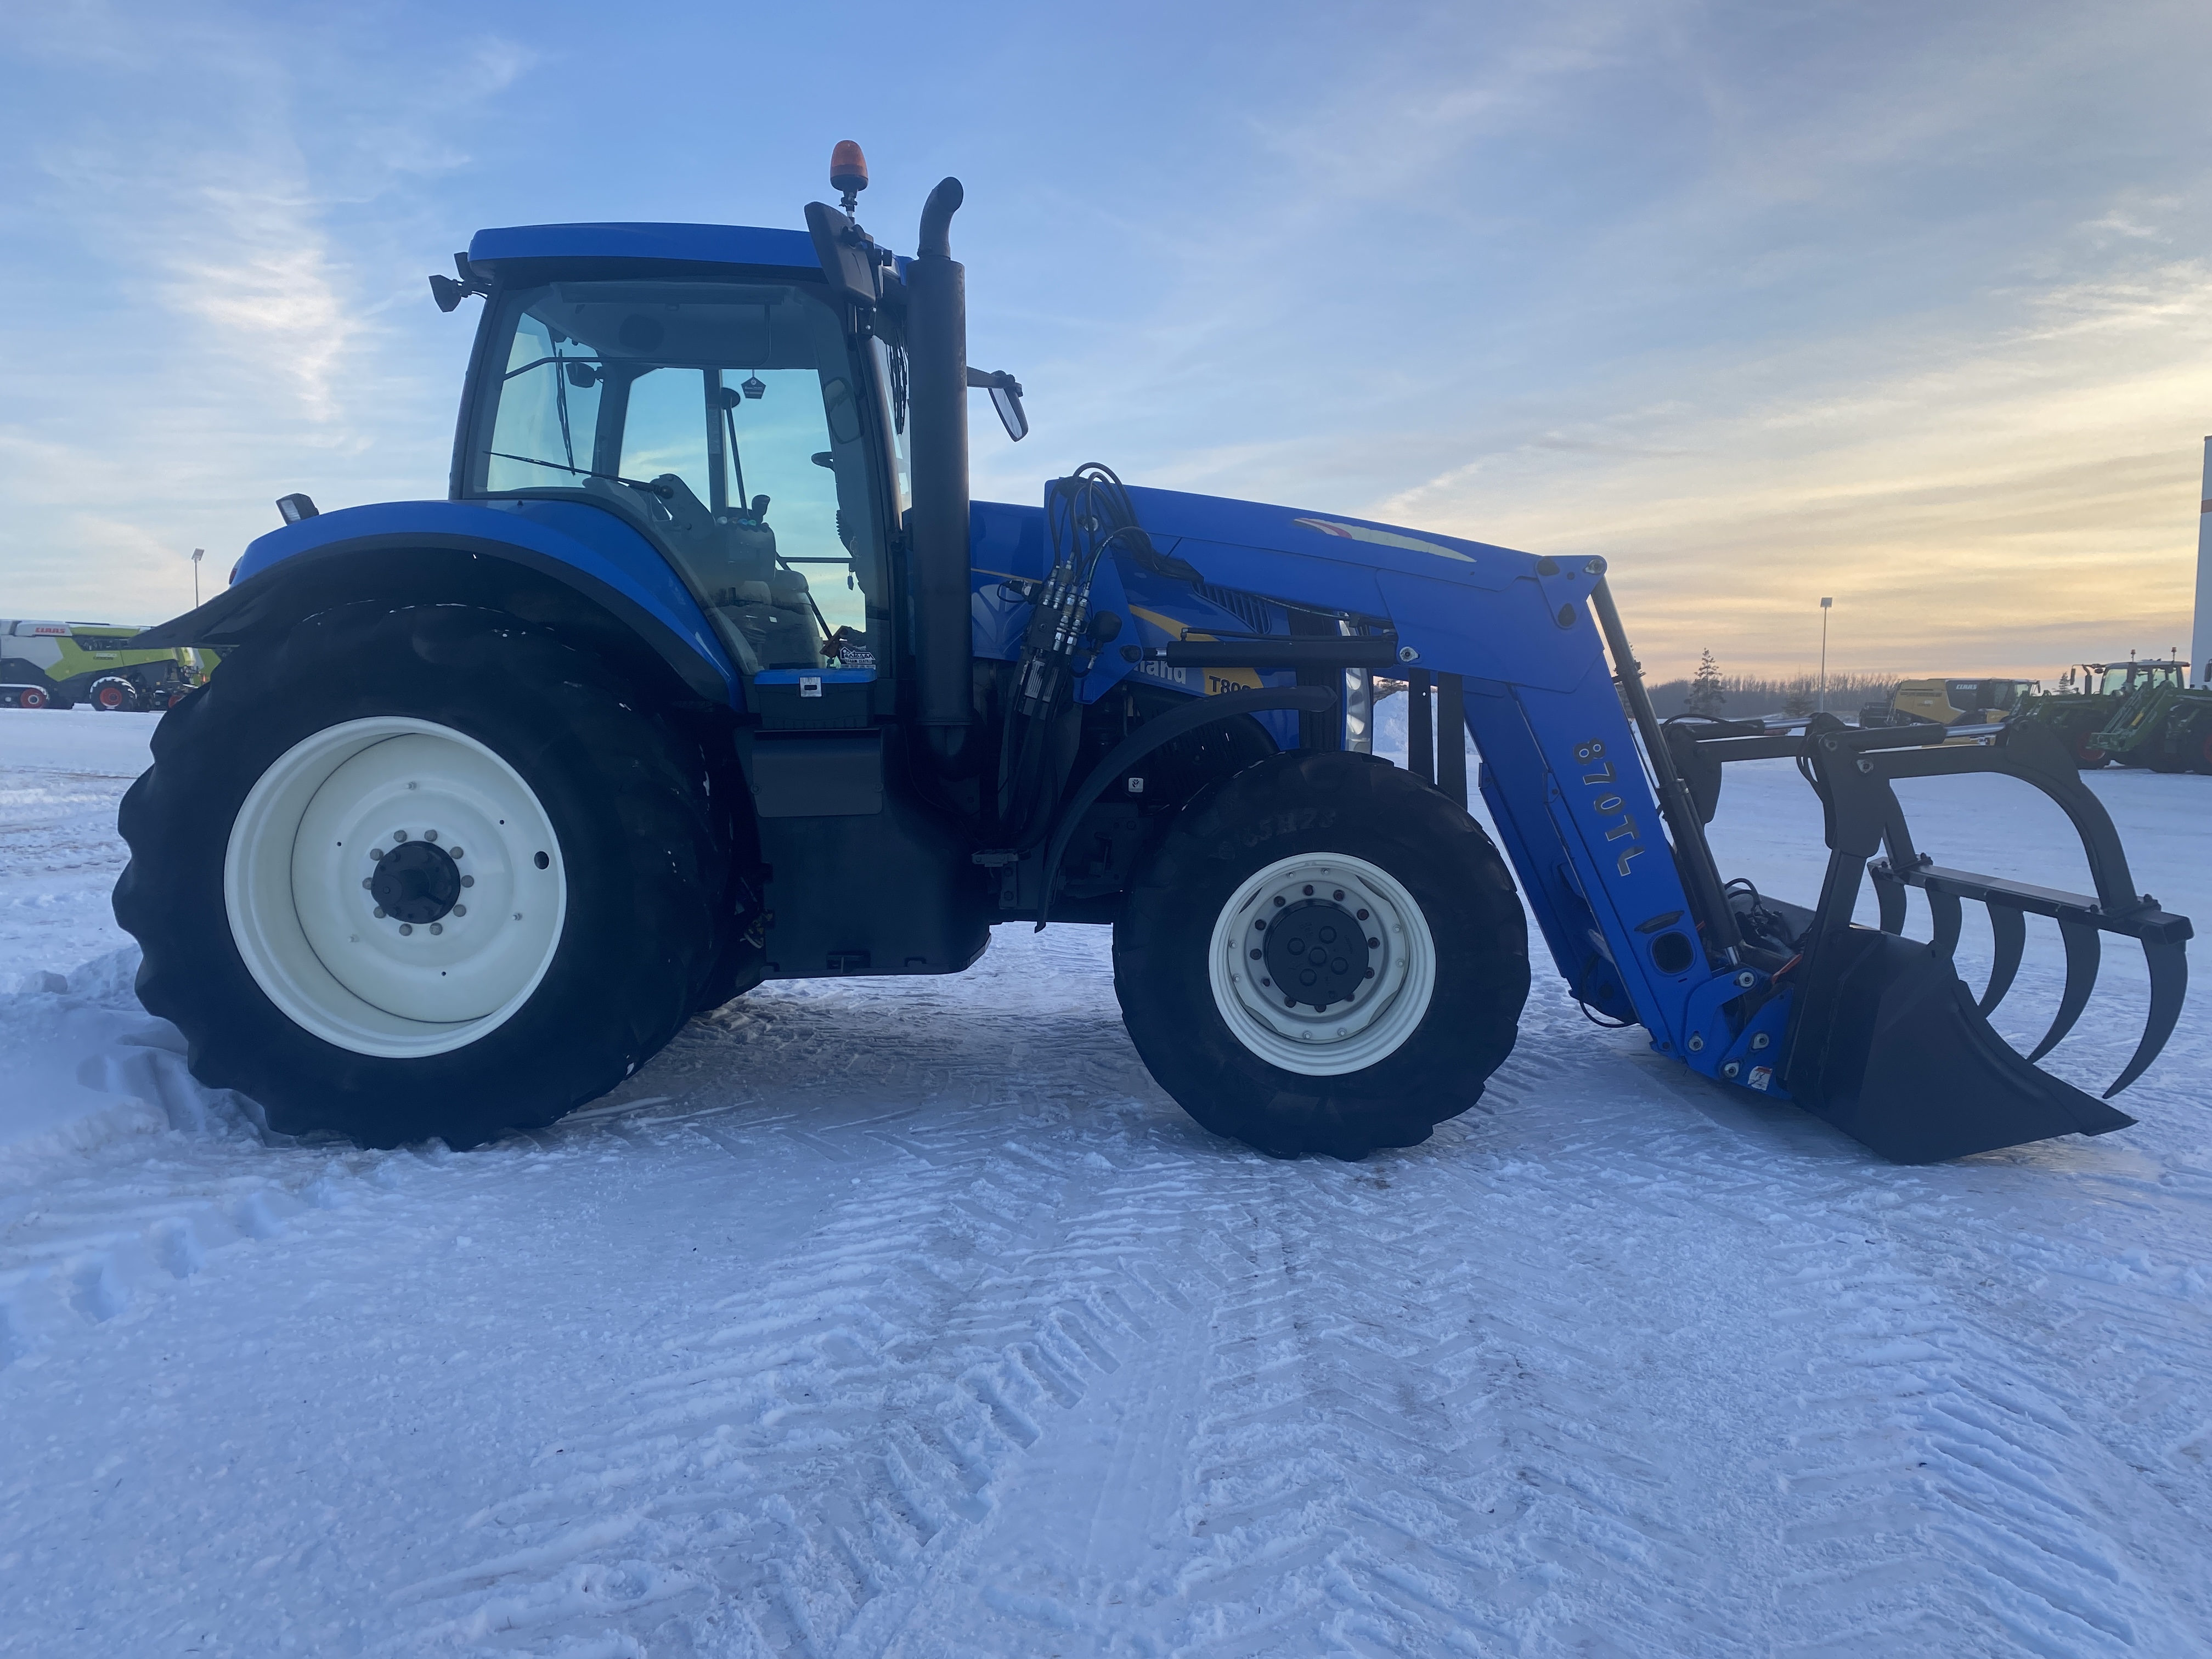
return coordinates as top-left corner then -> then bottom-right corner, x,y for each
191,548 -> 204,608
1819,596 -> 1832,713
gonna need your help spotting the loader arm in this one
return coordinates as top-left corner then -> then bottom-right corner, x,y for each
1006,481 -> 2193,1163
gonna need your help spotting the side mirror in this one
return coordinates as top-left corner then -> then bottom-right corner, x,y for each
968,368 -> 1029,442
427,252 -> 486,314
804,201 -> 881,311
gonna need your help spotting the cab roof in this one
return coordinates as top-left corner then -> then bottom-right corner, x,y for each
466,222 -> 820,273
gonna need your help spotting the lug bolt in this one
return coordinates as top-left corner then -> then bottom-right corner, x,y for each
1272,896 -> 1285,908
1250,948 -> 1261,959
454,904 -> 467,917
429,922 -> 442,935
1302,884 -> 1314,896
1285,996 -> 1297,1008
1364,967 -> 1375,978
374,907 -> 387,919
1261,977 -> 1272,987
424,830 -> 438,842
460,875 -> 475,888
361,877 -> 373,890
399,923 -> 413,935
449,847 -> 464,860
1356,909 -> 1369,921
1333,889 -> 1345,900
393,831 -> 408,843
370,847 -> 385,861
1367,936 -> 1379,947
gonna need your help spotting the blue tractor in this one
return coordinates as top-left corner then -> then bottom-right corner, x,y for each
119,146 -> 2191,1161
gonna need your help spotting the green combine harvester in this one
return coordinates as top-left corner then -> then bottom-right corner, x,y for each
0,620 -> 211,710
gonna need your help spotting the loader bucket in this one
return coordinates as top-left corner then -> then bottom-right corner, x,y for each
1772,717 -> 2192,1163
1784,927 -> 2135,1164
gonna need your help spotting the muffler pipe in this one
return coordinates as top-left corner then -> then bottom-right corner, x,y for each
906,177 -> 974,758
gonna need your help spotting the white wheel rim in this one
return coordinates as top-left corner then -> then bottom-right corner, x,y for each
224,717 -> 567,1059
1206,851 -> 1437,1076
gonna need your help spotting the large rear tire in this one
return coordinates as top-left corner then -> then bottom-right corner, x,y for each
1113,750 -> 1529,1159
115,605 -> 729,1147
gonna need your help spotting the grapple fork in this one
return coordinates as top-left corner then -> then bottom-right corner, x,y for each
1791,716 -> 2192,1161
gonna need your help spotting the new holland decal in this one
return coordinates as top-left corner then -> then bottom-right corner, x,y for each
1291,517 -> 1475,563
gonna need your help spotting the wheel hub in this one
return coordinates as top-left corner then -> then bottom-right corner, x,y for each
1260,895 -> 1373,1010
1208,854 -> 1437,1076
369,838 -> 462,923
225,718 -> 566,1058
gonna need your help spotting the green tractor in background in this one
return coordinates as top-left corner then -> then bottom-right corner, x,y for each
0,619 -> 210,710
2089,667 -> 2212,774
2013,659 -> 2188,769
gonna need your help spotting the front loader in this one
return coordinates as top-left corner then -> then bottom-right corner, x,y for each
117,146 -> 2192,1164
2089,667 -> 2212,774
2017,660 -> 2186,768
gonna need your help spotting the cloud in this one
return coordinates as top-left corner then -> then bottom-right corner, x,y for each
0,8 -> 541,617
1371,254 -> 2212,676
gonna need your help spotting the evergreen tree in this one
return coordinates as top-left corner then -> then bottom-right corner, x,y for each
1688,650 -> 1726,716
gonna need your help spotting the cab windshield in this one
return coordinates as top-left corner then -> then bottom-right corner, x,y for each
465,280 -> 884,673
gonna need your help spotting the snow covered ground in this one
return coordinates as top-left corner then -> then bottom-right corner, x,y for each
2,703 -> 2208,1657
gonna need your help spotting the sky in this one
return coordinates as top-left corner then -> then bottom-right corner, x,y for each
2,0 -> 2209,681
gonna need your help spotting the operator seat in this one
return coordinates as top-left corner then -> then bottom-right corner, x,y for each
647,474 -> 819,668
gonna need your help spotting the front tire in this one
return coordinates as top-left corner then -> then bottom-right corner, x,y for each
115,605 -> 729,1147
89,675 -> 141,712
1114,751 -> 1529,1158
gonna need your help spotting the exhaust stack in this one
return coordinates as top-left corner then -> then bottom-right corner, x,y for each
906,178 -> 974,752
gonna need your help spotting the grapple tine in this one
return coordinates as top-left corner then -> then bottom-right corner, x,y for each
1928,887 -> 1963,958
2027,919 -> 2101,1063
2105,939 -> 2189,1097
1978,902 -> 2026,1015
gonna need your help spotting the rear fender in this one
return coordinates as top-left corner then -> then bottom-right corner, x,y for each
134,500 -> 737,706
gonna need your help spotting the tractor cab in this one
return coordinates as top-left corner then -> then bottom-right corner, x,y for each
2098,659 -> 2188,697
454,236 -> 902,682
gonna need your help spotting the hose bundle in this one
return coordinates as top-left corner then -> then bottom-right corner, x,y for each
996,465 -> 1149,839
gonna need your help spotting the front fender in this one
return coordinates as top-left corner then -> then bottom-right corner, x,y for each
136,499 -> 737,704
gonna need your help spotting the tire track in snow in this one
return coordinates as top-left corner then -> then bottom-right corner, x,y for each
386,1101 -> 1210,1655
915,1040 -> 1780,1657
1764,1200 -> 2212,1656
0,1001 -> 422,1373
933,1020 -> 2212,1658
